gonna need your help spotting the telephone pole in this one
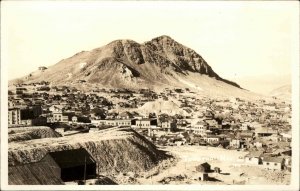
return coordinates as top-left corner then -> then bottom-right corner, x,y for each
84,156 -> 87,185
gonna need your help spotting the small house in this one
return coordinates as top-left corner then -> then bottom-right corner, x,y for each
53,111 -> 69,123
230,139 -> 241,149
255,127 -> 278,137
262,157 -> 284,171
192,121 -> 209,135
205,119 -> 219,128
135,118 -> 157,128
244,151 -> 263,165
214,167 -> 221,173
203,135 -> 220,144
72,116 -> 78,123
38,66 -> 47,71
118,111 -> 134,119
196,162 -> 211,173
253,141 -> 263,148
240,123 -> 250,131
161,120 -> 177,132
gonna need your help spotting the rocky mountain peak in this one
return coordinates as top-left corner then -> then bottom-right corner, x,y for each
151,35 -> 175,42
11,35 -> 241,90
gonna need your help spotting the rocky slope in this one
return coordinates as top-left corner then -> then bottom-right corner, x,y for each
11,35 -> 240,90
8,126 -> 62,143
8,128 -> 171,176
139,100 -> 186,116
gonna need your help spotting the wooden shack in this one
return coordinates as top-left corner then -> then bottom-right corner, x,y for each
214,167 -> 221,173
45,148 -> 97,182
196,162 -> 211,173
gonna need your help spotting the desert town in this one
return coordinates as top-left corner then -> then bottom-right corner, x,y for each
7,80 -> 292,185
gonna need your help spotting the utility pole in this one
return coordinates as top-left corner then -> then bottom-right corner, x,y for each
96,156 -> 99,178
84,156 -> 87,185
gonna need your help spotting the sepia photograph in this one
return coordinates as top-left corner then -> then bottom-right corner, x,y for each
1,1 -> 299,190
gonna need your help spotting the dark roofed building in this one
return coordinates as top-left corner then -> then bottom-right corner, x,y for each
196,162 -> 211,173
38,66 -> 47,71
44,148 -> 97,182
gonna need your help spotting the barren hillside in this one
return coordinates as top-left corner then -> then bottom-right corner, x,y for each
8,126 -> 62,143
8,127 -> 171,177
10,36 -> 241,91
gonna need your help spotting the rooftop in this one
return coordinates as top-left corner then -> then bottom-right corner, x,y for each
46,148 -> 96,168
263,157 -> 284,163
246,151 -> 264,158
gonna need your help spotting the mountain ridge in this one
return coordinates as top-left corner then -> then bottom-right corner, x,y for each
10,35 -> 241,90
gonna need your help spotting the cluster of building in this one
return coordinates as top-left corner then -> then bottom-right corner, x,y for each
8,82 -> 292,171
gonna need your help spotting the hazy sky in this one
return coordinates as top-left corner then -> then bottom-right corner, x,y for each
2,1 -> 298,83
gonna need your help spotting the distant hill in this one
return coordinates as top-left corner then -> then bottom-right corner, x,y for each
229,74 -> 291,95
269,84 -> 291,101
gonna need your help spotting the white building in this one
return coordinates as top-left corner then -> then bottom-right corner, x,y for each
8,108 -> 21,125
244,151 -> 263,165
91,119 -> 131,127
262,157 -> 284,171
192,121 -> 209,135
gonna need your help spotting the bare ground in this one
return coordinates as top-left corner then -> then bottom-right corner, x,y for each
136,145 -> 291,185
